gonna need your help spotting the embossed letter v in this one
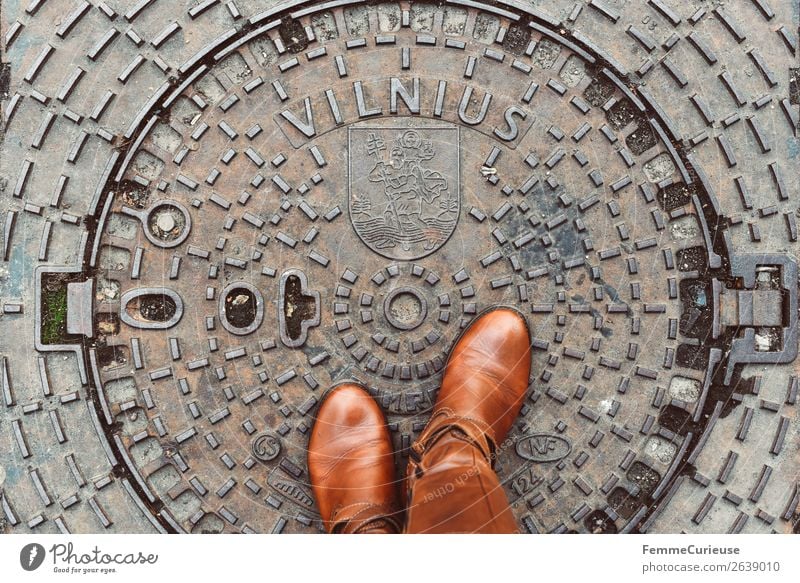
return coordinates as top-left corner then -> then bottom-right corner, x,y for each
280,97 -> 316,138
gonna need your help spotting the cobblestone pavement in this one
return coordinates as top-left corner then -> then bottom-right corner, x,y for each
0,0 -> 798,534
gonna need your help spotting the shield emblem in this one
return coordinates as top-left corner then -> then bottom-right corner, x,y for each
348,126 -> 460,260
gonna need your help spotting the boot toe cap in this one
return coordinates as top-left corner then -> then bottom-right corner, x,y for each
314,383 -> 383,433
482,308 -> 531,342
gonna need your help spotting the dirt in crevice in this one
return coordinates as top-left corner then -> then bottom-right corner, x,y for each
608,487 -> 644,520
95,344 -> 128,369
657,404 -> 699,437
94,312 -> 120,336
503,23 -> 530,56
676,246 -> 708,273
679,279 -> 714,340
138,294 -> 177,322
606,98 -> 637,130
626,462 -> 661,496
676,343 -> 709,370
117,179 -> 150,209
584,509 -> 619,534
284,275 -> 316,340
583,70 -> 615,106
532,37 -> 561,68
279,18 -> 308,53
657,182 -> 694,212
626,122 -> 657,155
224,287 -> 257,328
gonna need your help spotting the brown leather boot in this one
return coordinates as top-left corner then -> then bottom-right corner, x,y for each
405,308 -> 531,533
308,383 -> 402,533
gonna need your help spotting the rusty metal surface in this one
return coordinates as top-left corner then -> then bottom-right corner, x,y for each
0,0 -> 798,535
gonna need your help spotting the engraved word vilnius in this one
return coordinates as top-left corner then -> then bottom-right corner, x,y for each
349,127 -> 460,260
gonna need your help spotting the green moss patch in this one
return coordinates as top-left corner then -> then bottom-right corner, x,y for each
41,287 -> 68,345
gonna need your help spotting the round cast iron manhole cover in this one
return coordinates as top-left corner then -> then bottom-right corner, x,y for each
4,0 -> 798,536
92,2 -> 729,533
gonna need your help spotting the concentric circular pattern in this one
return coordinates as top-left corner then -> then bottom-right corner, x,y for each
1,0 -> 798,536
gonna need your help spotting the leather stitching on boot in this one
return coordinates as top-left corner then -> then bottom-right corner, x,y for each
413,408 -> 496,465
330,501 -> 402,534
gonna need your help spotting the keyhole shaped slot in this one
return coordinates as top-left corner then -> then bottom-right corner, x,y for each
279,269 -> 320,348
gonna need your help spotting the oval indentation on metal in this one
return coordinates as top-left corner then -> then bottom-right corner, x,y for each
515,433 -> 572,463
119,288 -> 183,329
219,282 -> 264,336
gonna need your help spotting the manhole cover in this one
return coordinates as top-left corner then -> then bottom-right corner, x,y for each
91,2 -> 727,533
2,0 -> 798,536
86,1 -> 795,534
